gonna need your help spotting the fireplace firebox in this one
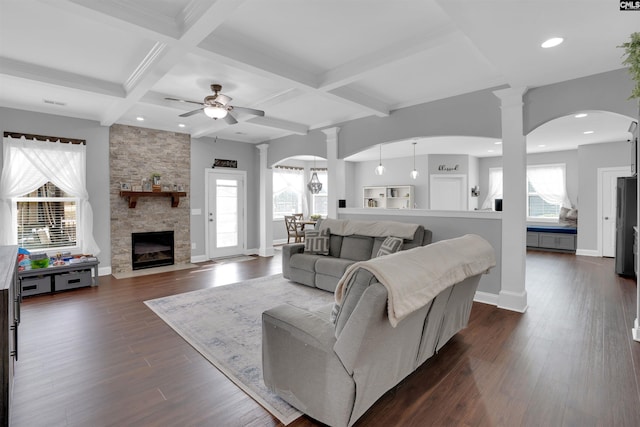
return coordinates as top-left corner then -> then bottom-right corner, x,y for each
132,231 -> 174,270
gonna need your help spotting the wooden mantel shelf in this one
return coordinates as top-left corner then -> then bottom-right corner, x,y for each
119,191 -> 187,208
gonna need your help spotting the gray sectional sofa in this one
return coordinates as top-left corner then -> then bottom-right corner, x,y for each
264,234 -> 496,427
281,218 -> 432,292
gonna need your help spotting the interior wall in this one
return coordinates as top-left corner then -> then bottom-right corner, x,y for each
190,136 -> 260,256
0,107 -> 111,271
578,140 -> 633,252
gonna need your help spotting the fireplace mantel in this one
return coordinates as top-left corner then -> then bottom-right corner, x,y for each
119,191 -> 187,208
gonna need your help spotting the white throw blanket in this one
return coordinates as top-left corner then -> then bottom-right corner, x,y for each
335,234 -> 496,327
318,218 -> 419,240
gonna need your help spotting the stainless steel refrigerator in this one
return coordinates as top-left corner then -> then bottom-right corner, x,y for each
615,176 -> 637,276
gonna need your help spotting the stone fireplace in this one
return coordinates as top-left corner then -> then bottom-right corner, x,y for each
109,124 -> 190,274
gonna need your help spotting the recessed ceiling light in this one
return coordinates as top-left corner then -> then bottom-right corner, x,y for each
541,37 -> 564,48
494,141 -> 502,145
583,130 -> 594,134
488,150 -> 494,153
178,123 -> 186,128
136,116 -> 144,121
574,113 -> 588,118
538,144 -> 546,148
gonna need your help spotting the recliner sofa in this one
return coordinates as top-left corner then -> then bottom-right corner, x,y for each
281,218 -> 432,292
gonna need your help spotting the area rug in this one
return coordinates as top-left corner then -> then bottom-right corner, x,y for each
144,274 -> 335,425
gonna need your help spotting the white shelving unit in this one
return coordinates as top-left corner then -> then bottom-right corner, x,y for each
363,185 -> 414,209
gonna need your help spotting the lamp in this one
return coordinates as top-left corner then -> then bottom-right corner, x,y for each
374,144 -> 385,175
204,105 -> 228,119
410,142 -> 419,179
307,156 -> 322,194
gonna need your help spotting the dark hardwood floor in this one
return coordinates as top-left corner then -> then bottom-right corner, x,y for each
10,251 -> 640,426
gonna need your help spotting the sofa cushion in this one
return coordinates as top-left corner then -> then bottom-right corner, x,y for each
329,234 -> 343,257
376,236 -> 403,257
304,228 -> 330,255
340,235 -> 374,261
289,253 -> 325,271
315,257 -> 356,278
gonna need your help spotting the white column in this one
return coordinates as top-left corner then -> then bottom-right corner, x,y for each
322,127 -> 343,219
494,87 -> 528,313
635,105 -> 640,342
257,143 -> 274,256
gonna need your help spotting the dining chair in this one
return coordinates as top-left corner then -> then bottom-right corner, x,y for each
284,215 -> 305,243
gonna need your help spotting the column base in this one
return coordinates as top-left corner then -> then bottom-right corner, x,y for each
259,246 -> 274,257
633,318 -> 640,343
497,289 -> 528,313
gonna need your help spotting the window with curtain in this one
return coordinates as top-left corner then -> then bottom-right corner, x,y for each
526,164 -> 570,220
311,168 -> 328,216
480,164 -> 570,220
16,182 -> 78,250
273,166 -> 306,218
0,137 -> 100,255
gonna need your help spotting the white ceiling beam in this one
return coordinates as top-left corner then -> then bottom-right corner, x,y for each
327,86 -> 390,118
0,57 -> 125,98
99,0 -> 250,125
247,116 -> 309,135
318,26 -> 460,91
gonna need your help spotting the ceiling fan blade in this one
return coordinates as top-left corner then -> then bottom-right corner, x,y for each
179,108 -> 203,118
165,97 -> 204,106
223,113 -> 238,125
231,106 -> 265,117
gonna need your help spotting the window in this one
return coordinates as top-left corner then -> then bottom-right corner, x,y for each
273,166 -> 305,218
480,164 -> 570,220
0,137 -> 99,255
311,169 -> 328,216
16,182 -> 78,250
526,164 -> 569,221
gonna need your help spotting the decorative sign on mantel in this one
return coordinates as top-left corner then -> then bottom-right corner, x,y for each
437,164 -> 459,172
213,158 -> 238,168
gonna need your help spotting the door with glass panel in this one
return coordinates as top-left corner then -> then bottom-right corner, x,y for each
206,170 -> 245,258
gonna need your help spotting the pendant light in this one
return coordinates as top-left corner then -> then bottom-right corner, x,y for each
374,144 -> 385,175
307,156 -> 322,194
410,142 -> 419,180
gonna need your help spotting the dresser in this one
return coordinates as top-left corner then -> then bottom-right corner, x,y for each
1,245 -> 19,426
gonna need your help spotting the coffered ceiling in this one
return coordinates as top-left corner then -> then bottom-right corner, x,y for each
0,0 -> 637,152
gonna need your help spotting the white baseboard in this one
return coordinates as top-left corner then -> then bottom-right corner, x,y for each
244,248 -> 259,256
273,238 -> 288,246
258,247 -> 275,257
633,318 -> 640,343
498,289 -> 528,313
474,291 -> 499,306
98,266 -> 111,276
576,248 -> 599,257
191,255 -> 208,263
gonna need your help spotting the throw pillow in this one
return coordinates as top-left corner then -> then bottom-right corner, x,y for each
376,236 -> 403,257
304,227 -> 330,255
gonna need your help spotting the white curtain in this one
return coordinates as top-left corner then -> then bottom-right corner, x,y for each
527,164 -> 571,208
272,166 -> 308,217
481,168 -> 503,209
0,137 -> 100,255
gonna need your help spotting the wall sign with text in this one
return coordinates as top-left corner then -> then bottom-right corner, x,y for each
213,158 -> 238,168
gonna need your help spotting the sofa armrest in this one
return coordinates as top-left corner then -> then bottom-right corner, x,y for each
262,304 -> 355,427
281,243 -> 305,279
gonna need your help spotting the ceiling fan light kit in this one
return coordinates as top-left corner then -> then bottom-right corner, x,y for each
166,83 -> 264,124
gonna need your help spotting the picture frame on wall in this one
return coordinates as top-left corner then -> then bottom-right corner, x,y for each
120,182 -> 130,191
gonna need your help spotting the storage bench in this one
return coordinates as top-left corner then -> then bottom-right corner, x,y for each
527,225 -> 577,253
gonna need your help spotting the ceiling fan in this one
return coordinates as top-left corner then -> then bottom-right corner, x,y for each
165,84 -> 264,125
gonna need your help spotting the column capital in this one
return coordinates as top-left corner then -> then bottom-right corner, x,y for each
493,87 -> 528,108
256,143 -> 269,152
321,127 -> 340,140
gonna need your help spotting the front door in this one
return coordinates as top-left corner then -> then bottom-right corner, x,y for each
206,169 -> 246,259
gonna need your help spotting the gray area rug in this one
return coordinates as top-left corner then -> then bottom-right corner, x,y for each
144,274 -> 335,425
